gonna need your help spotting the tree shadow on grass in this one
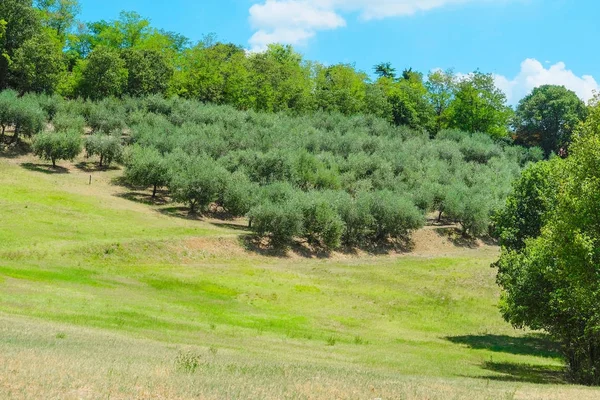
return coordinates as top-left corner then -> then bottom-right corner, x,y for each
21,163 -> 69,175
75,161 -> 120,173
239,234 -> 414,259
434,227 -> 497,248
446,334 -> 561,359
209,221 -> 251,233
479,361 -> 565,385
0,140 -> 31,159
159,206 -> 203,220
116,191 -> 170,206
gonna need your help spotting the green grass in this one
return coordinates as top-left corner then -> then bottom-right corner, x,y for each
1,157 -> 600,399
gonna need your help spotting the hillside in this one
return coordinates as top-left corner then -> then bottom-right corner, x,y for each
1,154 -> 598,399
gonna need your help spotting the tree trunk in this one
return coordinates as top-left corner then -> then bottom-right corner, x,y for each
437,210 -> 443,223
152,184 -> 158,198
99,154 -> 104,167
52,158 -> 56,168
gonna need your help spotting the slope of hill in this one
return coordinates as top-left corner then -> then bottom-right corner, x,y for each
0,155 -> 598,399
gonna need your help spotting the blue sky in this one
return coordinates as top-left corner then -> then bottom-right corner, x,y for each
78,0 -> 600,103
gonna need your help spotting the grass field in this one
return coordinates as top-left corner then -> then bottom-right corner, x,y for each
1,154 -> 599,399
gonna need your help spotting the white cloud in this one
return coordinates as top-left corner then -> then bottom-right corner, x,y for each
248,0 -> 495,51
493,59 -> 599,104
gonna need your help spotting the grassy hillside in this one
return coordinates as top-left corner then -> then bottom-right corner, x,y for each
0,155 -> 598,399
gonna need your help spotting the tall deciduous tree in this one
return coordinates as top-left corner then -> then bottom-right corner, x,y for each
0,0 -> 41,89
10,30 -> 65,94
78,46 -> 127,99
513,85 -> 587,157
35,0 -> 80,38
496,132 -> 600,385
426,69 -> 456,133
122,48 -> 173,96
448,71 -> 512,138
315,63 -> 368,115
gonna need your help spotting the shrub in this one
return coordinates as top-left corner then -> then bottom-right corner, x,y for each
33,130 -> 82,167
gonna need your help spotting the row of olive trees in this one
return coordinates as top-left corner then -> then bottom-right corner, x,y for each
124,147 -> 425,249
4,92 -> 532,248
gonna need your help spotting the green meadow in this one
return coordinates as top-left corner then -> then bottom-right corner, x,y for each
1,156 -> 598,399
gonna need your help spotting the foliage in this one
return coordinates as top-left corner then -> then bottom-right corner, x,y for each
124,146 -> 169,197
513,85 -> 587,157
167,154 -> 228,214
79,47 -> 128,100
220,171 -> 259,217
249,200 -> 303,248
53,111 -> 85,133
298,195 -> 345,250
85,132 -> 123,167
32,129 -> 81,166
122,48 -> 173,97
496,133 -> 600,385
0,0 -> 41,89
447,72 -> 512,138
493,159 -> 560,251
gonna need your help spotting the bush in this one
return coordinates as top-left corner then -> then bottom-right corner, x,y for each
33,130 -> 82,167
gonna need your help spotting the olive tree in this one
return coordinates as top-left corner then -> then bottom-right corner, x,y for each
167,154 -> 228,214
85,132 -> 123,167
33,130 -> 82,167
124,146 -> 169,198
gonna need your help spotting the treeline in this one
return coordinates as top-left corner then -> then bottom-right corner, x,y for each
0,1 -> 580,146
1,91 -> 540,249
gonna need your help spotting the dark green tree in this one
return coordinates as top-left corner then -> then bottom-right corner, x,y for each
0,0 -> 41,89
122,48 -> 173,96
448,71 -> 512,138
513,85 -> 587,157
10,30 -> 65,94
496,133 -> 600,385
79,47 -> 128,99
374,62 -> 396,79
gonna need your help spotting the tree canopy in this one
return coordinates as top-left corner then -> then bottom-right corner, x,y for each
513,85 -> 588,157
